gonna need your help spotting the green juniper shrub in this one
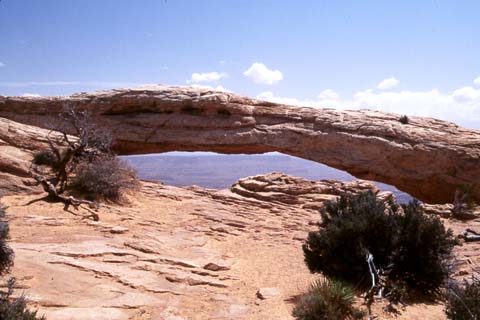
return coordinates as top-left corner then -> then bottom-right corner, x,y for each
387,200 -> 456,296
292,278 -> 364,320
303,191 -> 456,301
445,277 -> 480,320
32,150 -> 59,168
0,204 -> 44,319
0,278 -> 45,320
0,205 -> 14,276
399,115 -> 409,124
303,191 -> 398,285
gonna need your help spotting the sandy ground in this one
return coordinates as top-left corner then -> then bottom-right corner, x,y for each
1,180 -> 478,319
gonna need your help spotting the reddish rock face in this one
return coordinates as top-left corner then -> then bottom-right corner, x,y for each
1,85 -> 479,203
0,118 -> 54,194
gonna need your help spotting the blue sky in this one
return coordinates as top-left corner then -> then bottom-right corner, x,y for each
1,0 -> 480,128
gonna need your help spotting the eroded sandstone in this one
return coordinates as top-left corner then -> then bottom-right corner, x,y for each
0,117 -> 66,194
3,174 -> 478,319
1,85 -> 479,203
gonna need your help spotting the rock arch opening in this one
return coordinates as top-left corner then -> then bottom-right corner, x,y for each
122,151 -> 413,203
0,85 -> 478,203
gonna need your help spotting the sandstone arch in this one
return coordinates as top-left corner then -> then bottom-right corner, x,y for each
1,85 -> 479,204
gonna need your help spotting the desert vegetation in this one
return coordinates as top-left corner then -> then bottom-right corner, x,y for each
292,278 -> 364,320
399,115 -> 409,124
70,156 -> 138,201
0,203 -> 44,319
298,191 -> 458,318
0,205 -> 13,278
453,185 -> 479,219
445,276 -> 480,320
30,106 -> 138,211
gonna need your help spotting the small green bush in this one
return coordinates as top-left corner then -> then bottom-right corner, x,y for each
0,278 -> 45,320
303,191 -> 398,284
292,278 -> 364,320
388,201 -> 456,295
303,191 -> 456,300
0,204 -> 44,319
445,277 -> 480,320
0,205 -> 14,276
70,156 -> 139,201
32,150 -> 59,168
399,115 -> 409,124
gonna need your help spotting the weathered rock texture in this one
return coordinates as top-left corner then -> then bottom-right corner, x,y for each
6,173 -> 472,319
230,172 -> 390,209
0,117 -> 62,194
1,85 -> 479,203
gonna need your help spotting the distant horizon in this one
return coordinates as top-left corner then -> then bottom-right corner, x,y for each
123,152 -> 413,203
125,151 -> 285,157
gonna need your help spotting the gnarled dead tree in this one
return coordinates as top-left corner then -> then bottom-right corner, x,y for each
29,105 -> 113,219
453,186 -> 478,219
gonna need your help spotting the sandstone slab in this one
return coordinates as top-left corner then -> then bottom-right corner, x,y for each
256,287 -> 280,300
1,85 -> 479,203
2,175 -> 473,319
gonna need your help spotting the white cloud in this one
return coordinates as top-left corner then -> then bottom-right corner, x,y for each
215,85 -> 229,92
0,62 -> 5,67
376,77 -> 400,90
257,91 -> 309,106
317,89 -> 339,100
22,93 -> 41,97
256,91 -> 274,100
474,76 -> 480,86
219,60 -> 226,65
187,72 -> 228,84
452,86 -> 480,102
162,65 -> 169,70
243,62 -> 283,85
256,81 -> 480,127
190,84 -> 230,92
352,89 -> 448,117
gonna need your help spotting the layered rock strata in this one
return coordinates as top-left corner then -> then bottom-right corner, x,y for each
1,85 -> 479,203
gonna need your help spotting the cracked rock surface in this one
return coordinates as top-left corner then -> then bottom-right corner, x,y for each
1,85 -> 479,203
2,173 -> 478,319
